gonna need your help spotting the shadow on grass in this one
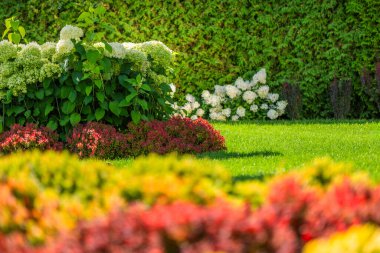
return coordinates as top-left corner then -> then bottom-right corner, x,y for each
197,150 -> 283,160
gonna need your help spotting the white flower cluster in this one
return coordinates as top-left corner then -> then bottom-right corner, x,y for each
175,68 -> 287,121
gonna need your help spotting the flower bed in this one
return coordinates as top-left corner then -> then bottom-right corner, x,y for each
174,69 -> 288,121
0,152 -> 379,252
0,117 -> 226,158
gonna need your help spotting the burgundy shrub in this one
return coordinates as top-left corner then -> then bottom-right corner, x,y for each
0,123 -> 62,154
126,117 -> 226,156
66,122 -> 129,159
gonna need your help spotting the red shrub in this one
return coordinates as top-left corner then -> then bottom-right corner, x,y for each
66,122 -> 129,159
0,124 -> 62,154
301,179 -> 380,241
126,117 -> 226,156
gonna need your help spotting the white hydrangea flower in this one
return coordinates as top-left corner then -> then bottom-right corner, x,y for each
104,42 -> 126,59
171,102 -> 180,110
260,103 -> 269,110
209,112 -> 226,121
257,85 -> 269,98
60,25 -> 83,41
231,115 -> 239,121
235,77 -> 251,91
193,101 -> 200,109
267,109 -> 279,120
214,85 -> 226,96
225,84 -> 241,99
196,108 -> 205,117
250,104 -> 259,112
122,42 -> 136,49
242,91 -> 257,104
253,68 -> 266,84
169,83 -> 176,97
201,90 -> 211,100
204,94 -> 221,107
56,40 -> 74,54
185,94 -> 196,103
191,115 -> 198,120
182,103 -> 193,113
236,106 -> 246,117
277,100 -> 288,111
268,93 -> 279,103
222,108 -> 231,117
93,42 -> 105,49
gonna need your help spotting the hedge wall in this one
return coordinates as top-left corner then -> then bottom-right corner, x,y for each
1,0 -> 379,118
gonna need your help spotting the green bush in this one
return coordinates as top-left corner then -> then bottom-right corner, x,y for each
0,0 -> 378,118
0,21 -> 174,134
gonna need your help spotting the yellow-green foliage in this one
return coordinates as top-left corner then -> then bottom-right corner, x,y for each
0,150 -> 375,245
117,153 -> 233,204
303,224 -> 380,253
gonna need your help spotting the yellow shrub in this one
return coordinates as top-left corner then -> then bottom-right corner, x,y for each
303,224 -> 380,253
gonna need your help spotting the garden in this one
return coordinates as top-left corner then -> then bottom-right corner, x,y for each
0,1 -> 379,252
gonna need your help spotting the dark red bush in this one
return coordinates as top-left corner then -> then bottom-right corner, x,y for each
0,123 -> 62,154
66,122 -> 129,159
126,117 -> 226,156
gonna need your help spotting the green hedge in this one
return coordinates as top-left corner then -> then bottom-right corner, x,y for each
1,0 -> 379,118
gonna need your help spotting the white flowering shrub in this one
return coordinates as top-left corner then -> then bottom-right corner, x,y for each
0,24 -> 174,133
174,69 -> 287,121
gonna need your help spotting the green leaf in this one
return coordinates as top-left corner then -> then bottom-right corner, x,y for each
94,79 -> 102,89
18,26 -> 25,38
2,28 -> 9,39
95,5 -> 106,15
47,120 -> 58,131
141,84 -> 151,91
59,116 -> 70,126
109,101 -> 121,116
84,96 -> 93,105
60,86 -> 71,98
68,90 -> 77,102
45,104 -> 54,116
33,108 -> 40,117
86,50 -> 102,63
126,92 -> 138,103
72,72 -> 83,84
24,110 -> 31,118
62,101 -> 75,114
138,99 -> 149,110
5,18 -> 11,29
10,20 -> 20,30
77,12 -> 91,21
104,42 -> 112,53
35,89 -> 44,100
10,33 -> 21,44
95,108 -> 105,121
14,106 -> 24,115
85,85 -> 93,96
70,113 -> 81,126
131,110 -> 141,124
96,92 -> 105,103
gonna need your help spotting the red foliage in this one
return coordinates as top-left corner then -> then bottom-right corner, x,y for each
126,117 -> 226,156
66,122 -> 129,159
0,124 -> 62,153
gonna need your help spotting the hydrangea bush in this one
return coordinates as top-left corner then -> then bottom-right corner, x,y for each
174,69 -> 288,121
0,24 -> 174,133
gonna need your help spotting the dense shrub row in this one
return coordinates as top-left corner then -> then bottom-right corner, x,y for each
0,152 -> 379,252
1,1 -> 379,118
0,117 -> 226,158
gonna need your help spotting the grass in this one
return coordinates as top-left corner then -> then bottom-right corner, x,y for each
110,120 -> 380,180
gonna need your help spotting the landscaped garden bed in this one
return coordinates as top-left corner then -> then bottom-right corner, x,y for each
0,2 -> 379,252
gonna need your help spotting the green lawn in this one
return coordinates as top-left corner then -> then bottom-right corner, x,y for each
111,120 -> 380,179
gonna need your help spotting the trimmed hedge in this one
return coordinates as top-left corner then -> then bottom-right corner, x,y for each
1,0 -> 379,118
